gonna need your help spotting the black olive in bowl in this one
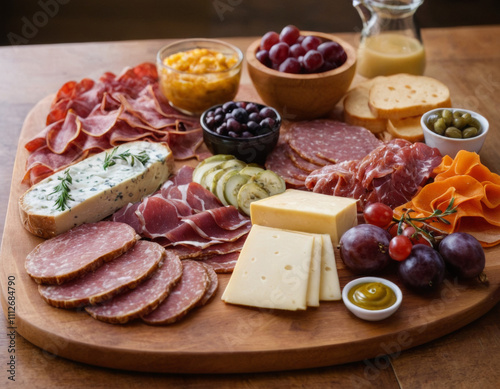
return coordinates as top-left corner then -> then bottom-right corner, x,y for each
201,101 -> 281,165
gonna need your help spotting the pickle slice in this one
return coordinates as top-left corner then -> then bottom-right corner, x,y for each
210,165 -> 243,195
192,154 -> 235,184
221,159 -> 247,171
201,166 -> 225,191
237,182 -> 270,215
249,170 -> 286,196
239,165 -> 265,177
223,173 -> 251,208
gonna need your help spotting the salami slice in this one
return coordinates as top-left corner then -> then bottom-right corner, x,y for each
85,249 -> 182,324
265,142 -> 309,188
288,120 -> 382,165
25,221 -> 139,285
142,260 -> 209,325
38,240 -> 164,308
197,263 -> 219,306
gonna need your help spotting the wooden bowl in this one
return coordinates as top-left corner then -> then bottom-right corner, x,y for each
246,32 -> 357,121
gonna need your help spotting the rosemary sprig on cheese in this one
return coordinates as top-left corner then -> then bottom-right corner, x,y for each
49,169 -> 74,211
103,148 -> 150,170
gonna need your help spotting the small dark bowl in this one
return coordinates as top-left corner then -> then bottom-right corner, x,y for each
201,102 -> 281,165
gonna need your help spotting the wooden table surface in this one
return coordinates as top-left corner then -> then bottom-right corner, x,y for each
1,25 -> 499,388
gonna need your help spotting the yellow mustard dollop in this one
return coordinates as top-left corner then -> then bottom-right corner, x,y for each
348,282 -> 397,310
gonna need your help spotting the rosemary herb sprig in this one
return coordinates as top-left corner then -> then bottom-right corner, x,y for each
103,148 -> 150,170
49,169 -> 74,211
395,197 -> 458,244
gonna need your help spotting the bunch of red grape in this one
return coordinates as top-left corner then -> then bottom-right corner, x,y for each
256,25 -> 347,74
339,202 -> 486,293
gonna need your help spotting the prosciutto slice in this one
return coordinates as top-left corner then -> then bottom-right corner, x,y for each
305,139 -> 442,211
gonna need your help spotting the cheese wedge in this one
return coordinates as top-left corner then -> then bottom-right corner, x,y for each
221,225 -> 314,311
19,141 -> 174,238
250,189 -> 358,247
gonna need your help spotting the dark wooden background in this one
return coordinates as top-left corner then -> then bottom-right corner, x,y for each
1,0 -> 499,46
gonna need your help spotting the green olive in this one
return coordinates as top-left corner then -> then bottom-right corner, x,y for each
426,113 -> 441,129
469,117 -> 481,129
442,109 -> 453,125
453,110 -> 463,119
453,117 -> 467,129
462,127 -> 479,138
445,127 -> 463,138
462,112 -> 472,122
433,118 -> 446,134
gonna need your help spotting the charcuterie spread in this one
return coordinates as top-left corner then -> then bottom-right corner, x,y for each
4,24 -> 499,372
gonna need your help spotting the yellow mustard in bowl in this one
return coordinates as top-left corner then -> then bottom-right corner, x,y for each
347,282 -> 397,310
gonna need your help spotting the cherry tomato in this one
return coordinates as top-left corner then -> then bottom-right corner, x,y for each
389,235 -> 413,261
402,226 -> 432,247
363,203 -> 394,228
402,226 -> 417,240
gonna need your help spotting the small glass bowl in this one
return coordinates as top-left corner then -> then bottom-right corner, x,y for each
342,277 -> 403,321
200,102 -> 281,165
156,39 -> 243,116
421,108 -> 489,158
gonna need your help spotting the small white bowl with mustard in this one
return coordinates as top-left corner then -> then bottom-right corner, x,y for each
342,277 -> 403,321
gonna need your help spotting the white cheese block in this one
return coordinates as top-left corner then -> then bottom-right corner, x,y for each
221,225 -> 314,311
19,141 -> 174,238
306,235 -> 322,307
249,189 -> 358,247
319,234 -> 341,301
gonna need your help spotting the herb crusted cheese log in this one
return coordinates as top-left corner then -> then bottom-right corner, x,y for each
19,141 -> 174,239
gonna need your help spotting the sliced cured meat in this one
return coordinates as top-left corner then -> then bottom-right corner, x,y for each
24,63 -> 203,186
200,252 -> 240,273
265,142 -> 309,188
286,143 -> 323,173
180,215 -> 251,243
171,165 -> 194,186
38,240 -> 165,308
172,235 -> 247,259
197,263 -> 219,306
85,249 -> 183,324
25,221 -> 139,285
142,260 -> 209,325
287,120 -> 382,165
162,181 -> 222,212
185,206 -> 251,231
305,139 -> 442,211
111,202 -> 142,234
136,196 -> 192,239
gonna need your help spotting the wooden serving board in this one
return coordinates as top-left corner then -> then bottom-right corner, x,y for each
1,89 -> 500,374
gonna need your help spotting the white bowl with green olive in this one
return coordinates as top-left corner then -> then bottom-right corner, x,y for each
421,108 -> 489,158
